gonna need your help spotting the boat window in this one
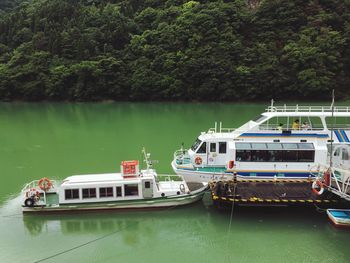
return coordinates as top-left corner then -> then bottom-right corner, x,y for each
266,143 -> 283,150
124,184 -> 139,196
251,143 -> 267,150
99,187 -> 113,198
145,181 -> 151,188
298,151 -> 315,162
116,186 -> 122,197
326,117 -> 350,129
342,148 -> 349,160
219,142 -> 227,153
259,117 -> 288,130
235,143 -> 251,150
82,188 -> 96,199
191,139 -> 202,151
282,143 -> 298,150
284,150 -> 298,162
251,150 -> 269,161
297,143 -> 314,150
65,189 -> 79,200
269,150 -> 284,162
210,143 -> 216,152
236,149 -> 314,162
306,117 -> 323,130
236,150 -> 252,161
334,148 -> 341,156
196,142 -> 207,153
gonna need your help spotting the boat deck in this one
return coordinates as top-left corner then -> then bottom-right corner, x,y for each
209,179 -> 349,207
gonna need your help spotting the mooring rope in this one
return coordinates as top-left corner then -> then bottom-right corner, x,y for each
313,203 -> 327,213
2,213 -> 23,218
33,204 -> 186,262
225,183 -> 237,263
34,224 -> 134,263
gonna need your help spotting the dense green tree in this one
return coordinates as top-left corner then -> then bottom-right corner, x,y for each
0,0 -> 349,101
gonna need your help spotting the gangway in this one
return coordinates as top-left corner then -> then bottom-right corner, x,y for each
314,166 -> 350,202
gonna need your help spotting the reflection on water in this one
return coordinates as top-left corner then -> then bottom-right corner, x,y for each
1,193 -> 350,263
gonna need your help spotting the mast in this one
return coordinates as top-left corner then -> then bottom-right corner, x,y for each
329,90 -> 335,168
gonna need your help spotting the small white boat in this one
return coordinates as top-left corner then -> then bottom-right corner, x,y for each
326,209 -> 350,228
21,150 -> 208,213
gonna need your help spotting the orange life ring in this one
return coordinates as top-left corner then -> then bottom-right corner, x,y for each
38,177 -> 52,191
312,180 -> 324,195
195,157 -> 202,165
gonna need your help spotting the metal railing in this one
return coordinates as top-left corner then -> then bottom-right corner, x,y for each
174,149 -> 192,165
267,105 -> 350,113
208,122 -> 236,133
258,124 -> 324,131
314,165 -> 350,201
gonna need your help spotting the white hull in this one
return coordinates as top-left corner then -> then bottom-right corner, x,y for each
171,161 -> 233,183
171,161 -> 315,183
22,186 -> 208,213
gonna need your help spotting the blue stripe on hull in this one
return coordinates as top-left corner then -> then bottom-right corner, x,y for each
334,130 -> 343,142
240,133 -> 328,138
340,130 -> 350,142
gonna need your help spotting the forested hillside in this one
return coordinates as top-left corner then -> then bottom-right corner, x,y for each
0,0 -> 349,101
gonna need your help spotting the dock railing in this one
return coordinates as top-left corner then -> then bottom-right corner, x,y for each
267,105 -> 350,113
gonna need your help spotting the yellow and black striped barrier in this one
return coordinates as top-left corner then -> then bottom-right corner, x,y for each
211,194 -> 337,204
209,179 -> 312,184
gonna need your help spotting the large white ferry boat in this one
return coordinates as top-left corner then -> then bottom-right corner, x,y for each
21,151 -> 208,213
172,103 -> 350,182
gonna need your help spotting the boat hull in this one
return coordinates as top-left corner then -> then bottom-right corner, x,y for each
326,209 -> 350,228
22,186 -> 208,214
172,161 -> 314,183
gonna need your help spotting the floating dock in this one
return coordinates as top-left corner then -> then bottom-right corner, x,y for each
209,179 -> 349,208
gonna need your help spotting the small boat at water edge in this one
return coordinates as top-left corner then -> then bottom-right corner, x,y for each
327,209 -> 350,228
21,150 -> 208,213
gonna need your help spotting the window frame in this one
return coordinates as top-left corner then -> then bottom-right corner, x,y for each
65,189 -> 79,200
82,188 -> 97,199
99,187 -> 114,198
219,142 -> 227,154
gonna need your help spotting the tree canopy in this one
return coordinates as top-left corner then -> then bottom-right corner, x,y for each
0,0 -> 349,101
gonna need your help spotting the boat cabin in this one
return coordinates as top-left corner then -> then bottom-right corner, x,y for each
58,160 -> 179,205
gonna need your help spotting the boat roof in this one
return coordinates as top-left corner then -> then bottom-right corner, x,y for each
62,170 -> 156,186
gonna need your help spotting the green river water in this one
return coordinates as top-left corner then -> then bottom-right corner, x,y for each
0,102 -> 349,263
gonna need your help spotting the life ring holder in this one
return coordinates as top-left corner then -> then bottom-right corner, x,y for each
38,177 -> 52,192
312,180 -> 325,196
195,157 -> 202,165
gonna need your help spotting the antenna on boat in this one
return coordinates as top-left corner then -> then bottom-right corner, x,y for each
142,147 -> 158,170
329,90 -> 335,168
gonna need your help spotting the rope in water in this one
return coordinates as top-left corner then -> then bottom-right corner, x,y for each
225,183 -> 237,263
34,224 -> 133,263
34,204 -> 185,262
